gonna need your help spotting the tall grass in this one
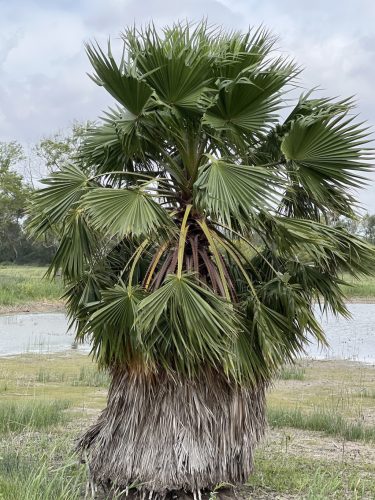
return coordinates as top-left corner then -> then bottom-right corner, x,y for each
0,266 -> 62,306
0,400 -> 70,433
35,366 -> 110,387
36,368 -> 66,383
340,274 -> 375,298
358,388 -> 375,399
306,468 -> 343,500
247,451 -> 375,498
71,366 -> 110,387
0,447 -> 86,500
0,442 -> 132,500
268,407 -> 375,442
277,364 -> 306,381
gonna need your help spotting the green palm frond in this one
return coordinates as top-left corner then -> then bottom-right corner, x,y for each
137,273 -> 240,375
29,165 -> 89,231
84,283 -> 144,366
124,23 -> 214,113
83,186 -> 175,238
79,108 -> 161,172
270,217 -> 375,276
194,157 -> 280,226
283,93 -> 355,127
215,27 -> 275,80
78,119 -> 128,174
203,60 -> 297,136
281,111 -> 372,216
47,211 -> 98,279
86,42 -> 153,114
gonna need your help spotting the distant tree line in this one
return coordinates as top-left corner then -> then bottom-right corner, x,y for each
0,122 -> 90,265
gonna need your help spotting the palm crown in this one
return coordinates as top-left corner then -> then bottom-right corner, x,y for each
30,22 -> 375,385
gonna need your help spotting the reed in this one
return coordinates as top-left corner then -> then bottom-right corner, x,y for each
0,400 -> 70,433
268,407 -> 375,443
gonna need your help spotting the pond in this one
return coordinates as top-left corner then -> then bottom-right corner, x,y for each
310,303 -> 375,363
0,304 -> 374,362
0,312 -> 89,356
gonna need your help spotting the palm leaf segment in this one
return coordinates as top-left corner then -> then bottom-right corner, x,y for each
30,21 -> 375,383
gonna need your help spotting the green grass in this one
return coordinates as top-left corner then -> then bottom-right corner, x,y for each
36,368 -> 66,383
35,366 -> 110,387
268,407 -> 375,443
0,453 -> 86,500
0,432 -> 130,500
0,441 -> 131,500
340,274 -> 375,298
0,400 -> 70,433
359,388 -> 375,399
277,364 -> 306,381
0,354 -> 108,410
70,366 -> 110,387
0,266 -> 62,306
248,451 -> 375,498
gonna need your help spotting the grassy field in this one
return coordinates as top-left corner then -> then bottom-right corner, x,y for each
340,274 -> 375,299
0,354 -> 374,499
0,266 -> 62,309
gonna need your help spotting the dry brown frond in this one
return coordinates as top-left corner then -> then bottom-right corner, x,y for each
77,368 -> 266,497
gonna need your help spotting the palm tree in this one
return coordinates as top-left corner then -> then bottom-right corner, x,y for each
30,22 -> 375,497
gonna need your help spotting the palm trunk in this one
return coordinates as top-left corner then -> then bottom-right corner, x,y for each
78,368 -> 266,497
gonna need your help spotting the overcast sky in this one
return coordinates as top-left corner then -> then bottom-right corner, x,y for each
1,0 -> 374,210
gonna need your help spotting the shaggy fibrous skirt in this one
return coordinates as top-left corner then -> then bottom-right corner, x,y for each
78,369 -> 266,496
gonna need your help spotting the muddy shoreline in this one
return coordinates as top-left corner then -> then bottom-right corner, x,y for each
345,297 -> 375,304
1,297 -> 375,316
0,300 -> 65,315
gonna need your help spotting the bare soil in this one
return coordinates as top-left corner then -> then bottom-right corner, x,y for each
0,300 -> 65,315
2,297 -> 375,316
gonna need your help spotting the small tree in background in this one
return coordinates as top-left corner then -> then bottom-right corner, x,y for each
30,22 -> 375,497
0,142 -> 30,262
34,121 -> 93,173
362,214 -> 375,244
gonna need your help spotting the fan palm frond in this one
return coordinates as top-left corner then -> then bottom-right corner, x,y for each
194,157 -> 281,226
29,164 -> 90,231
83,186 -> 175,238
